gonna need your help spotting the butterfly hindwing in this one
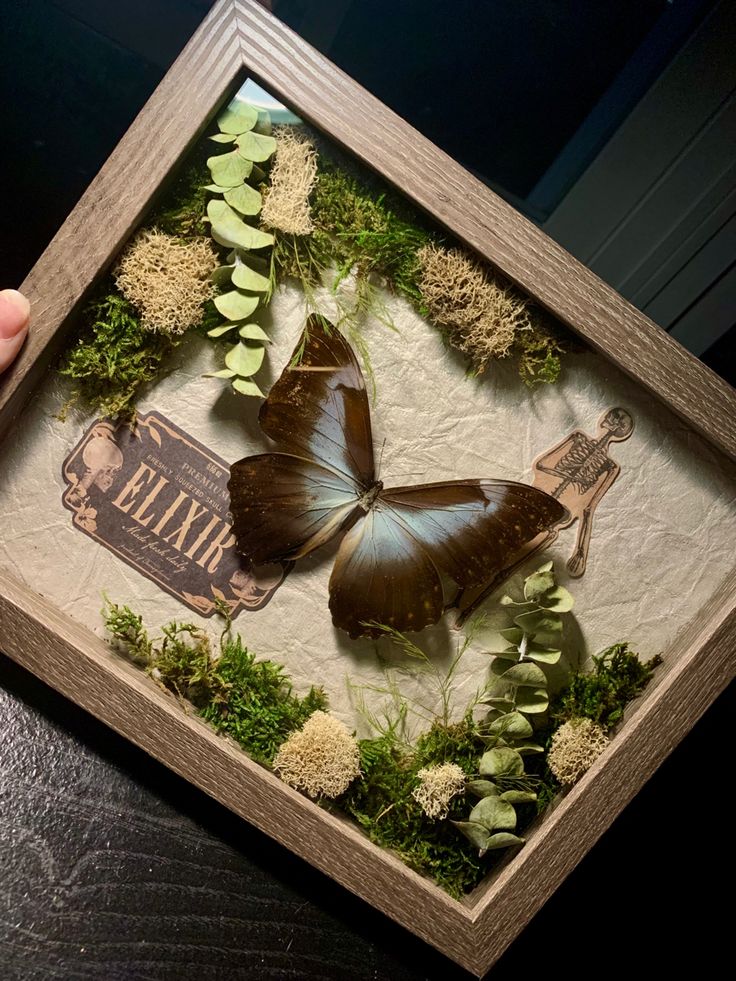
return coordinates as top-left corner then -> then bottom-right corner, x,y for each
228,452 -> 361,563
381,480 -> 568,588
328,507 -> 444,638
258,315 -> 375,487
327,480 -> 567,635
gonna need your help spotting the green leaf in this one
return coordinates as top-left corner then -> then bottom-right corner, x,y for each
210,265 -> 236,286
524,567 -> 556,602
469,794 -> 517,832
465,780 -> 499,799
217,101 -> 259,135
213,290 -> 260,321
451,821 -> 490,854
499,627 -> 524,646
479,747 -> 524,779
203,368 -> 236,378
208,200 -> 274,251
513,609 -> 562,638
236,130 -> 277,162
225,341 -> 266,377
514,688 -> 549,714
206,323 -> 238,338
483,832 -> 525,852
231,262 -> 271,292
209,132 -> 237,144
224,181 -> 262,216
203,184 -> 226,193
238,323 -> 270,342
488,712 -> 533,739
479,695 -> 515,710
525,642 -> 562,665
514,741 -> 545,755
499,790 -> 537,804
538,585 -> 575,612
207,151 -> 253,188
489,654 -> 519,677
232,377 -> 264,397
497,661 -> 547,688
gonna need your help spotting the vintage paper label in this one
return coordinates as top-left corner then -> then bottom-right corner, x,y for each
61,411 -> 288,618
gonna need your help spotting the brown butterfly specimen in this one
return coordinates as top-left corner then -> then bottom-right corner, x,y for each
228,317 -> 568,638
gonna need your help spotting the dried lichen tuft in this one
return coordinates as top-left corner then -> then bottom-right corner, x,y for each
261,126 -> 318,236
417,243 -> 531,372
547,717 -> 609,786
273,710 -> 361,799
412,762 -> 466,820
114,229 -> 218,334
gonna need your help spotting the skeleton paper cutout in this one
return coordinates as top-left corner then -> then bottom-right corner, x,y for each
532,406 -> 634,576
454,407 -> 633,625
228,317 -> 567,638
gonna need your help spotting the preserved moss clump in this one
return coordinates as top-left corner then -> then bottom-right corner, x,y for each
104,602 -> 327,766
59,291 -> 176,419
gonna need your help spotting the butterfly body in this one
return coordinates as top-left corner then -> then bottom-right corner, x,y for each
228,318 -> 568,638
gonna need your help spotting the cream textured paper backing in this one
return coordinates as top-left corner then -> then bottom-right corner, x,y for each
1,282 -> 735,737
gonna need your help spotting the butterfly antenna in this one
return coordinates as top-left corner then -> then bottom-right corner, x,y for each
377,438 -> 387,479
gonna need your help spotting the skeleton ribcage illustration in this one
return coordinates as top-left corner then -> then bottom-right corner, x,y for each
550,434 -> 615,494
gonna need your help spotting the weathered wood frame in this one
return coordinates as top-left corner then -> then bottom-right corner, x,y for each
0,1 -> 734,975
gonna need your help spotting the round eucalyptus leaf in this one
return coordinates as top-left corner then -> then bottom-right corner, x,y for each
513,687 -> 549,714
206,323 -> 238,338
238,323 -> 270,342
225,341 -> 266,377
224,181 -> 263,216
479,747 -> 524,780
525,642 -> 562,664
538,584 -> 575,612
203,368 -> 236,378
213,290 -> 260,321
499,626 -> 524,646
499,790 -> 537,804
232,377 -> 264,397
469,794 -> 517,832
209,132 -> 237,144
514,741 -> 545,755
208,199 -> 274,250
483,832 -> 525,851
217,101 -> 259,135
451,821 -> 490,854
236,129 -> 277,162
465,779 -> 499,799
523,567 -> 556,602
231,262 -> 271,292
513,608 -> 562,638
207,151 -> 253,188
498,661 -> 547,688
488,711 -> 534,739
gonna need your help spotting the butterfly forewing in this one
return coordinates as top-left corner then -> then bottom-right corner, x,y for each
228,452 -> 361,563
381,480 -> 568,588
258,315 -> 375,487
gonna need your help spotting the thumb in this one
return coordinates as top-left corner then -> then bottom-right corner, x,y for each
0,290 -> 31,375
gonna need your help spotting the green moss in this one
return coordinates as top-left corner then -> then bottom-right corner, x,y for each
104,602 -> 327,766
530,643 -> 662,809
59,289 -> 176,419
550,643 -> 662,730
340,715 -> 489,898
514,318 -> 569,387
147,145 -> 211,239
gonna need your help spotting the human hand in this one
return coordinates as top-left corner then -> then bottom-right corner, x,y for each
0,290 -> 31,375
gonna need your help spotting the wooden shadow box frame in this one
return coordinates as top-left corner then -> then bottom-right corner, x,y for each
1,1 -> 735,975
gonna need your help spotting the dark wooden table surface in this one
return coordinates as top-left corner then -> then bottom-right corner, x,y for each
1,2 -> 732,977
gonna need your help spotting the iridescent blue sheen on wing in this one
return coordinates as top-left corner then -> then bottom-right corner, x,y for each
228,453 -> 361,563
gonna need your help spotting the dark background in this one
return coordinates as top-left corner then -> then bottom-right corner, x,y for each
1,1 -> 733,977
